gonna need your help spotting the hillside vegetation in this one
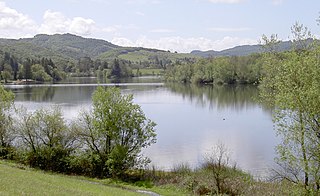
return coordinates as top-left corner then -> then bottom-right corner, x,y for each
0,34 -> 199,81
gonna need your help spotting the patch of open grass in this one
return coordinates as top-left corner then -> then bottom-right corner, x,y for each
132,68 -> 164,76
0,160 -> 142,196
0,160 -> 188,196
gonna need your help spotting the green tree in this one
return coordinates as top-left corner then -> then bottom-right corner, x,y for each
260,24 -> 320,192
24,58 -> 32,80
14,107 -> 76,172
31,64 -> 51,82
77,86 -> 156,177
109,59 -> 133,79
9,56 -> 18,80
1,63 -> 12,83
78,57 -> 93,73
0,84 -> 14,158
110,59 -> 121,78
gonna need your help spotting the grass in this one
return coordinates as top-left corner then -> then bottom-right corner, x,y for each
132,68 -> 164,76
98,47 -> 200,63
0,159 -> 308,196
0,161 -> 142,196
0,160 -> 188,196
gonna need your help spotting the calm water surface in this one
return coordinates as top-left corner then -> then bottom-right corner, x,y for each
5,77 -> 277,178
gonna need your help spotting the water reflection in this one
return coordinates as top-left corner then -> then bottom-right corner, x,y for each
57,76 -> 164,84
166,83 -> 260,112
5,79 -> 276,178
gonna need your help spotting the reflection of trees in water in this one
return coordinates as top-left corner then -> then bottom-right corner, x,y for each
22,86 -> 55,102
166,83 -> 260,111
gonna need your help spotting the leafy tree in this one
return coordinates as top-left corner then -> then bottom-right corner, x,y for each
0,84 -> 14,158
14,107 -> 76,172
24,58 -> 32,80
165,55 -> 262,85
1,63 -> 12,83
31,64 -> 51,82
260,24 -> 320,192
78,57 -> 93,73
9,56 -> 18,80
76,86 -> 156,177
109,59 -> 133,79
110,59 -> 121,78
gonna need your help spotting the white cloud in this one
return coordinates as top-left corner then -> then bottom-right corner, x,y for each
112,36 -> 257,53
39,10 -> 95,36
70,17 -> 95,35
209,27 -> 252,32
0,2 -> 37,38
208,0 -> 244,4
112,37 -> 135,46
150,28 -> 175,33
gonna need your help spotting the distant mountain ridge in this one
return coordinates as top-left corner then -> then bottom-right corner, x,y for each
190,40 -> 294,57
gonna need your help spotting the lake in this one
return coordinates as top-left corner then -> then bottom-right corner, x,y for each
4,77 -> 277,179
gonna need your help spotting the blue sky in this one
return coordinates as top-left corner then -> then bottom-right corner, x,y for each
0,0 -> 319,52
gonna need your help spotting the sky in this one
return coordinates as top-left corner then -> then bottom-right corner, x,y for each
0,0 -> 319,52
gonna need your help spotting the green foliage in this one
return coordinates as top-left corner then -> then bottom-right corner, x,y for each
165,54 -> 262,84
14,107 -> 75,172
133,68 -> 163,76
31,64 -> 51,82
0,52 -> 19,82
0,34 -> 199,79
109,58 -> 133,78
75,86 -> 156,177
259,24 -> 320,192
98,47 -> 198,70
0,85 -> 14,158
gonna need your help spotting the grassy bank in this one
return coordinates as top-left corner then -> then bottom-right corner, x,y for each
0,159 -> 308,195
0,160 -> 188,196
148,164 -> 306,195
0,160 -> 145,196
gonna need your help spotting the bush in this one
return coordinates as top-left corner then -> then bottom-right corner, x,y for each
76,86 -> 156,178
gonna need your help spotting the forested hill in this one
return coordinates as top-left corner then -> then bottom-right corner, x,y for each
190,40 -> 294,57
0,33 -> 118,61
26,34 -> 120,59
0,33 -> 198,67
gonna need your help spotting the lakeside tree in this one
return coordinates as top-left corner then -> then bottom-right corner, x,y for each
109,59 -> 133,79
260,23 -> 320,192
165,54 -> 262,85
0,52 -> 19,82
76,86 -> 156,177
14,107 -> 76,172
23,58 -> 32,81
0,84 -> 14,158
